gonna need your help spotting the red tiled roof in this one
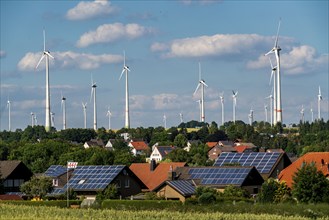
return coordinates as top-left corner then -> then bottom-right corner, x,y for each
129,162 -> 186,191
279,152 -> 329,188
206,142 -> 218,148
234,146 -> 249,153
130,141 -> 149,151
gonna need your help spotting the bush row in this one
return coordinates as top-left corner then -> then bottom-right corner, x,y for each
0,200 -> 81,207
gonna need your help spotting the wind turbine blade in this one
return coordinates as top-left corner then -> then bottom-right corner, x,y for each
119,69 -> 125,80
265,50 -> 274,56
90,88 -> 93,103
45,51 -> 54,59
194,83 -> 201,95
274,18 -> 281,48
269,70 -> 274,86
35,55 -> 45,69
201,81 -> 208,87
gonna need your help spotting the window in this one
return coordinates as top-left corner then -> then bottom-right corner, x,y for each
125,179 -> 130,188
14,179 -> 24,187
53,179 -> 59,187
4,179 -> 13,187
253,187 -> 259,194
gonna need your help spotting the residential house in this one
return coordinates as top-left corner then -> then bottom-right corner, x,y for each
208,144 -> 236,161
234,142 -> 257,153
218,140 -> 235,147
150,146 -> 176,162
128,141 -> 149,156
155,166 -> 264,201
105,139 -> 116,151
46,165 -> 145,200
83,139 -> 104,149
0,160 -> 33,193
214,152 -> 291,180
278,152 -> 329,188
129,161 -> 186,191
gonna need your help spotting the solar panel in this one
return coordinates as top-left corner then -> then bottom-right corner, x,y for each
167,180 -> 196,196
44,165 -> 67,177
213,152 -> 281,174
188,167 -> 250,186
62,165 -> 125,191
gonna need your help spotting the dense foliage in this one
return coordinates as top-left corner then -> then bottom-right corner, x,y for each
258,178 -> 291,203
20,175 -> 53,199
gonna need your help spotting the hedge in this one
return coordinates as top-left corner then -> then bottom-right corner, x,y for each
0,200 -> 82,208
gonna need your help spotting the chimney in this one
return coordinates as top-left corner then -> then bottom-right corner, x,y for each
168,165 -> 176,180
150,159 -> 157,172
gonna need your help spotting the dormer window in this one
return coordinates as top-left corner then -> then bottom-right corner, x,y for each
52,179 -> 58,187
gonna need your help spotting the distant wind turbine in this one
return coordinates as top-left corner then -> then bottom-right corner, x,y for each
248,108 -> 254,126
106,107 -> 112,130
264,104 -> 268,123
82,102 -> 87,129
310,103 -> 314,123
61,93 -> 66,130
193,63 -> 208,122
163,113 -> 167,129
179,112 -> 183,123
219,92 -> 224,126
119,51 -> 131,129
265,19 -> 282,124
90,76 -> 97,130
300,105 -> 305,123
232,90 -> 238,123
318,86 -> 322,120
31,112 -> 35,127
7,98 -> 11,131
35,29 -> 54,132
196,100 -> 202,122
265,93 -> 274,127
34,114 -> 38,125
50,112 -> 55,127
268,57 -> 277,125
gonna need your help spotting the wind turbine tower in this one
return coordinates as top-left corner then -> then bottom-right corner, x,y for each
310,104 -> 314,123
196,100 -> 202,122
50,112 -> 55,127
318,86 -> 322,120
264,104 -> 268,123
194,63 -> 208,122
300,105 -> 305,123
179,112 -> 183,123
90,78 -> 97,130
31,112 -> 35,127
106,107 -> 112,130
266,19 -> 282,124
119,51 -> 131,129
232,90 -> 238,123
219,92 -> 224,126
36,29 -> 54,132
61,94 -> 66,130
268,58 -> 277,125
265,93 -> 273,126
248,108 -> 254,126
34,114 -> 38,125
163,113 -> 167,129
7,99 -> 11,131
82,102 -> 87,129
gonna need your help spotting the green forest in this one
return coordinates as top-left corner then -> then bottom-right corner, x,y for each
0,119 -> 328,174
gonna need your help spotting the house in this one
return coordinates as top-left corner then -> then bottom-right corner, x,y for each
218,140 -> 235,147
0,160 -> 33,193
128,141 -> 149,156
214,152 -> 291,180
206,142 -> 219,149
83,139 -> 104,149
155,180 -> 196,202
159,166 -> 264,198
208,145 -> 236,161
105,139 -> 116,151
44,165 -> 73,189
278,152 -> 329,188
149,146 -> 176,162
184,140 -> 201,152
46,165 -> 145,200
129,161 -> 186,191
234,143 -> 257,153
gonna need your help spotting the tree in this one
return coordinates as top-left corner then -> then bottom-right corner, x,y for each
222,185 -> 249,198
173,134 -> 188,148
96,184 -> 118,201
20,175 -> 53,199
166,148 -> 190,163
258,178 -> 290,203
292,162 -> 329,203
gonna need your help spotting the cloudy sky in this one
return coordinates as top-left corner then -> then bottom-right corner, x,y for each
0,0 -> 328,131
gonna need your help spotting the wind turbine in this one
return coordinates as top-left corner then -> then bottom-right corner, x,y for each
265,93 -> 273,126
90,77 -> 97,130
82,102 -> 87,129
31,112 -> 35,127
248,108 -> 254,126
310,103 -> 314,123
264,104 -> 268,123
35,29 -> 54,132
179,112 -> 183,123
34,114 -> 38,125
232,90 -> 238,123
196,100 -> 202,122
300,105 -> 305,123
7,98 -> 11,131
266,19 -> 282,124
119,51 -> 131,129
163,113 -> 167,129
106,107 -> 112,130
193,63 -> 208,122
219,92 -> 224,126
268,57 -> 277,125
61,93 -> 66,130
318,86 -> 322,120
50,112 -> 55,127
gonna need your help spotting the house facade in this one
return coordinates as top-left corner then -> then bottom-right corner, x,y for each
128,141 -> 149,156
150,146 -> 176,162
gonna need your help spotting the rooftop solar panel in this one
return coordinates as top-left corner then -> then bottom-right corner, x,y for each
188,167 -> 251,186
44,165 -> 67,177
167,180 -> 196,196
213,152 -> 281,174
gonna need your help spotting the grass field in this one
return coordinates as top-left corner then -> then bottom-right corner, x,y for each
1,204 -> 329,220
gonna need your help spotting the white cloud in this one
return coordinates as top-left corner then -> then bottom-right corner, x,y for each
17,51 -> 122,71
152,93 -> 181,110
76,23 -> 155,47
130,95 -> 151,110
0,50 -> 6,58
247,45 -> 329,75
66,0 -> 116,20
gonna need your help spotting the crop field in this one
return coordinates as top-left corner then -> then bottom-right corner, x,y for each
1,204 -> 328,220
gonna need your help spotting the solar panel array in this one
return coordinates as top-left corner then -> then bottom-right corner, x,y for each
44,165 -> 67,177
167,180 -> 195,196
213,152 -> 281,173
188,167 -> 251,185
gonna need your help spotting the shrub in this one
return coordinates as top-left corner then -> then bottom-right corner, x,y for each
198,192 -> 216,204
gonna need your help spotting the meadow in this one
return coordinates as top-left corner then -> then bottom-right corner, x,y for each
1,203 -> 329,220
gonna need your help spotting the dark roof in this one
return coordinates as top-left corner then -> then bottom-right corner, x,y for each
0,160 -> 23,179
44,165 -> 67,177
166,180 -> 196,196
175,166 -> 264,187
157,146 -> 176,157
214,152 -> 284,174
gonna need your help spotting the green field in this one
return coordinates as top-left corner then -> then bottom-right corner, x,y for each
1,204 -> 329,220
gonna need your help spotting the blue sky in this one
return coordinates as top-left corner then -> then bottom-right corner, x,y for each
1,0 -> 328,131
